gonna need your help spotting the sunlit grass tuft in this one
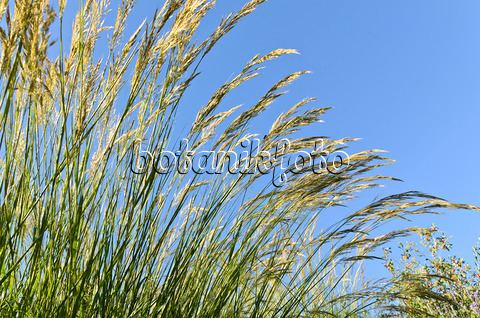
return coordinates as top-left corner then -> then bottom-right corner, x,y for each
0,1 -> 477,317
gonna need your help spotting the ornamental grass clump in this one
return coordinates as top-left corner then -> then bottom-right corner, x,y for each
0,1 -> 477,317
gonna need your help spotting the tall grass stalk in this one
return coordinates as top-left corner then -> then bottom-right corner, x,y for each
0,1 -> 476,317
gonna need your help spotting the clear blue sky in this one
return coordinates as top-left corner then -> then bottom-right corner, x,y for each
128,0 -> 480,257
124,1 -> 480,261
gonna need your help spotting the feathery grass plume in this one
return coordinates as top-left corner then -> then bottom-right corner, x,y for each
0,0 -> 477,317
